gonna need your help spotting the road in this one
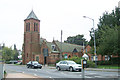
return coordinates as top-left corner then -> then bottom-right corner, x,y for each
5,64 -> 119,79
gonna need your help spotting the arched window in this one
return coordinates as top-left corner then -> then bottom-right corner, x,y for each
34,23 -> 38,32
26,23 -> 30,31
36,56 -> 39,62
68,55 -> 71,58
27,53 -> 28,58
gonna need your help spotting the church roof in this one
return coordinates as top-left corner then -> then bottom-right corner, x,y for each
54,41 -> 83,53
26,10 -> 39,20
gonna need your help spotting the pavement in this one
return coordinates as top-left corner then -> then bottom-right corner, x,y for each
6,73 -> 41,78
85,68 -> 119,72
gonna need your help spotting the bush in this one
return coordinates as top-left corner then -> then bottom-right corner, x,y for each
109,57 -> 120,65
63,57 -> 84,64
97,57 -> 119,65
5,61 -> 11,64
56,60 -> 60,64
87,61 -> 95,68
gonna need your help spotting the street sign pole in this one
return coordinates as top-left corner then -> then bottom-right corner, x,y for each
81,59 -> 84,80
81,59 -> 87,79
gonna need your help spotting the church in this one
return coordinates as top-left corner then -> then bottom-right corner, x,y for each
22,10 -> 83,65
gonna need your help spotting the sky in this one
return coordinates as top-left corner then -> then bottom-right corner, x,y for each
0,0 -> 119,50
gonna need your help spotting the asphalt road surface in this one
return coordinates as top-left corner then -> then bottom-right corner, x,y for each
5,64 -> 119,79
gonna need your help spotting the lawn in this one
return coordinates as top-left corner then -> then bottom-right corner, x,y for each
97,65 -> 120,69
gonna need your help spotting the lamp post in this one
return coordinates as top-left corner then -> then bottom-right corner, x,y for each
83,16 -> 97,67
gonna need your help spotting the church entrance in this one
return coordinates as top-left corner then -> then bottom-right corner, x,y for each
44,56 -> 47,64
43,48 -> 48,65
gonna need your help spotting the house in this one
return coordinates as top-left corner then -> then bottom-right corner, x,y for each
83,45 -> 119,61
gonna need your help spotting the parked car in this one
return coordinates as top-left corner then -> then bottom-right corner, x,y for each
26,61 -> 42,69
56,60 -> 82,72
9,60 -> 18,64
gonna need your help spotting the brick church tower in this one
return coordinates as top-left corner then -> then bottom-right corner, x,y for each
22,10 -> 40,64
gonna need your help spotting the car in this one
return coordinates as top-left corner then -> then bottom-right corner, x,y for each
26,61 -> 42,69
56,60 -> 82,72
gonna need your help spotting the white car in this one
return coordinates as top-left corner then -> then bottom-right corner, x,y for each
56,60 -> 82,72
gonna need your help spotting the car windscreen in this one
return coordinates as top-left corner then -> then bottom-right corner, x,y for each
33,62 -> 39,64
67,61 -> 76,64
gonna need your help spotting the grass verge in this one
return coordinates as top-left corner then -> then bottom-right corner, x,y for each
97,65 -> 120,69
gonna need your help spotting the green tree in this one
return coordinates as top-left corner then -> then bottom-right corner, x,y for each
89,7 -> 120,57
97,26 -> 119,57
64,34 -> 88,46
12,50 -> 19,60
2,47 -> 13,61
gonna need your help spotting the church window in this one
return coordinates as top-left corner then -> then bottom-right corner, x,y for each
27,53 -> 28,57
36,56 -> 39,62
34,23 -> 38,32
26,23 -> 30,31
51,45 -> 57,51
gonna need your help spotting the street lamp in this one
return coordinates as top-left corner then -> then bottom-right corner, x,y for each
83,16 -> 97,67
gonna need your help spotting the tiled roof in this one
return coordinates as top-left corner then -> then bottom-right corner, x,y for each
46,42 -> 59,53
40,39 -> 83,53
54,41 -> 83,53
26,10 -> 39,20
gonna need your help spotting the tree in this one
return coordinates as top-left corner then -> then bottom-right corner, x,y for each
97,26 -> 119,56
89,7 -> 120,57
2,47 -> 13,61
12,50 -> 19,60
2,46 -> 19,61
64,34 -> 88,46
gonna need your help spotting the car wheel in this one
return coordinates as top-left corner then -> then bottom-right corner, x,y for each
27,66 -> 29,68
39,67 -> 42,69
69,67 -> 73,72
79,69 -> 81,72
57,66 -> 61,71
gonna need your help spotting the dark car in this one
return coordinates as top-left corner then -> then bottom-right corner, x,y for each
26,61 -> 42,69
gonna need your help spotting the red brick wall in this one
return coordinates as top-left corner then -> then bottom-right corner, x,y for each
40,41 -> 50,65
48,53 -> 60,64
23,19 -> 40,64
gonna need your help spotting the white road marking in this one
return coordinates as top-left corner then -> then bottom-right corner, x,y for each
60,72 -> 67,75
49,77 -> 55,80
85,76 -> 92,78
46,71 -> 51,73
87,73 -> 96,75
34,74 -> 37,76
94,76 -> 103,78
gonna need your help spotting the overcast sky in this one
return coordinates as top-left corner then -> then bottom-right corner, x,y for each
0,0 -> 119,50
